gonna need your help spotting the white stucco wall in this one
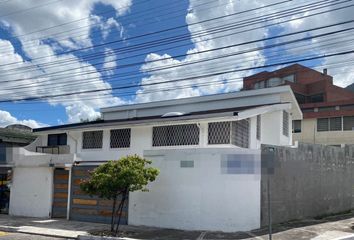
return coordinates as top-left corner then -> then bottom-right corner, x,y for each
129,148 -> 261,232
9,167 -> 53,218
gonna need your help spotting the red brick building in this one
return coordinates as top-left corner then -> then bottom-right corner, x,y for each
243,64 -> 354,145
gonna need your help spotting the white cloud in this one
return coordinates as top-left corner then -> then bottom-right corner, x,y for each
0,0 -> 131,123
103,48 -> 117,75
0,110 -> 46,128
134,0 -> 273,103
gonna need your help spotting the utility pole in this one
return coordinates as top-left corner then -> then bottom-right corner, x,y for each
263,147 -> 275,240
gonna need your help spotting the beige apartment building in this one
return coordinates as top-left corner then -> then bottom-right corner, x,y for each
243,64 -> 354,146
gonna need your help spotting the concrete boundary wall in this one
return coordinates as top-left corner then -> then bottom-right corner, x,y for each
261,143 -> 354,226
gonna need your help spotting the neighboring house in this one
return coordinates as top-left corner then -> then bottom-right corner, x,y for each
0,125 -> 35,214
9,86 -> 302,232
243,64 -> 354,146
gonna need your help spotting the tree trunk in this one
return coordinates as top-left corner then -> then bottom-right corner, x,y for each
110,195 -> 117,232
114,188 -> 128,235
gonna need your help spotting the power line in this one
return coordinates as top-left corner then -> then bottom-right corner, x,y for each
1,0 -> 350,81
2,48 -> 354,103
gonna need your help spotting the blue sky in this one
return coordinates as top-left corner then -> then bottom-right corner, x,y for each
0,0 -> 353,127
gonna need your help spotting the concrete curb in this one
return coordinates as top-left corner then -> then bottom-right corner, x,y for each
78,235 -> 138,240
0,225 -> 78,239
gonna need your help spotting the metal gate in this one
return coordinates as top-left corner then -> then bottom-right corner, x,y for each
52,168 -> 69,218
70,166 -> 128,224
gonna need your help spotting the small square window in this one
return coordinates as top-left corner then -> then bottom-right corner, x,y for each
82,131 -> 103,149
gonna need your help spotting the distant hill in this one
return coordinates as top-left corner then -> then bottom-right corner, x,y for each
345,83 -> 354,92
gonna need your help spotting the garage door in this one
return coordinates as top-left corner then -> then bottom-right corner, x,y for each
52,168 -> 69,218
70,166 -> 128,224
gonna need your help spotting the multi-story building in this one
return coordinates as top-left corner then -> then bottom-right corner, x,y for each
243,64 -> 354,146
8,86 -> 301,232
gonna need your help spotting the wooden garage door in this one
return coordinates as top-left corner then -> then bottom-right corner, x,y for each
70,166 -> 128,224
52,168 -> 69,218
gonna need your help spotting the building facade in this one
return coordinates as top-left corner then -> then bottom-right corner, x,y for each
9,86 -> 301,232
0,125 -> 35,214
243,64 -> 354,146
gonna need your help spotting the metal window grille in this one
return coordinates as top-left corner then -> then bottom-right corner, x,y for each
330,117 -> 342,131
256,115 -> 261,140
317,118 -> 329,132
82,131 -> 103,149
231,119 -> 250,148
152,124 -> 199,147
343,116 -> 354,131
110,128 -> 131,148
208,122 -> 231,144
282,111 -> 289,137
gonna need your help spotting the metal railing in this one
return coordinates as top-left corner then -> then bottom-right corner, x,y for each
35,145 -> 70,154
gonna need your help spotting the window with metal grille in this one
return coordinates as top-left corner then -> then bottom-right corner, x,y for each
282,111 -> 289,137
231,119 -> 249,148
317,118 -> 329,131
343,116 -> 354,131
292,120 -> 301,133
82,131 -> 103,149
152,124 -> 199,147
256,115 -> 261,140
330,117 -> 342,131
110,129 -> 131,148
208,122 -> 231,144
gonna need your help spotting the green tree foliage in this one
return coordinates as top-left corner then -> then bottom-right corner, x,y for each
80,155 -> 159,234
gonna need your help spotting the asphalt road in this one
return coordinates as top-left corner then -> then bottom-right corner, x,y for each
0,231 -> 70,240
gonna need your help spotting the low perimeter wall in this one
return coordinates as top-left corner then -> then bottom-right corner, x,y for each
261,143 -> 354,226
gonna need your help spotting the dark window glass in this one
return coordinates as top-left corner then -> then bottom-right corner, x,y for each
309,94 -> 324,103
208,122 -> 231,145
343,116 -> 354,131
330,117 -> 342,131
48,133 -> 67,146
110,129 -> 131,148
82,131 -> 103,149
153,124 -> 199,147
294,93 -> 307,104
292,120 -> 301,133
317,118 -> 329,132
231,119 -> 250,148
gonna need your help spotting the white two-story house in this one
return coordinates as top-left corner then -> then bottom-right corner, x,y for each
9,86 -> 301,232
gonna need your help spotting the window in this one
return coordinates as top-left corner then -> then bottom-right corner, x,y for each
48,133 -> 67,146
294,93 -> 307,104
152,124 -> 199,147
330,117 -> 342,131
317,118 -> 329,132
309,94 -> 324,103
268,77 -> 282,87
110,129 -> 131,148
292,120 -> 301,133
256,115 -> 261,140
231,119 -> 250,148
208,122 -> 231,145
208,120 -> 249,148
282,111 -> 289,137
282,74 -> 295,83
82,131 -> 103,149
343,116 -> 354,131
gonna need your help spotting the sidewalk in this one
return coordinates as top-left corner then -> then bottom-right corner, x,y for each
0,213 -> 353,239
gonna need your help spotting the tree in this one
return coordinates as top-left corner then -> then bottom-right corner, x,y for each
80,155 -> 159,235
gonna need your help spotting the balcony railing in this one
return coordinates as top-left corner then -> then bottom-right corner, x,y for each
35,145 -> 70,154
